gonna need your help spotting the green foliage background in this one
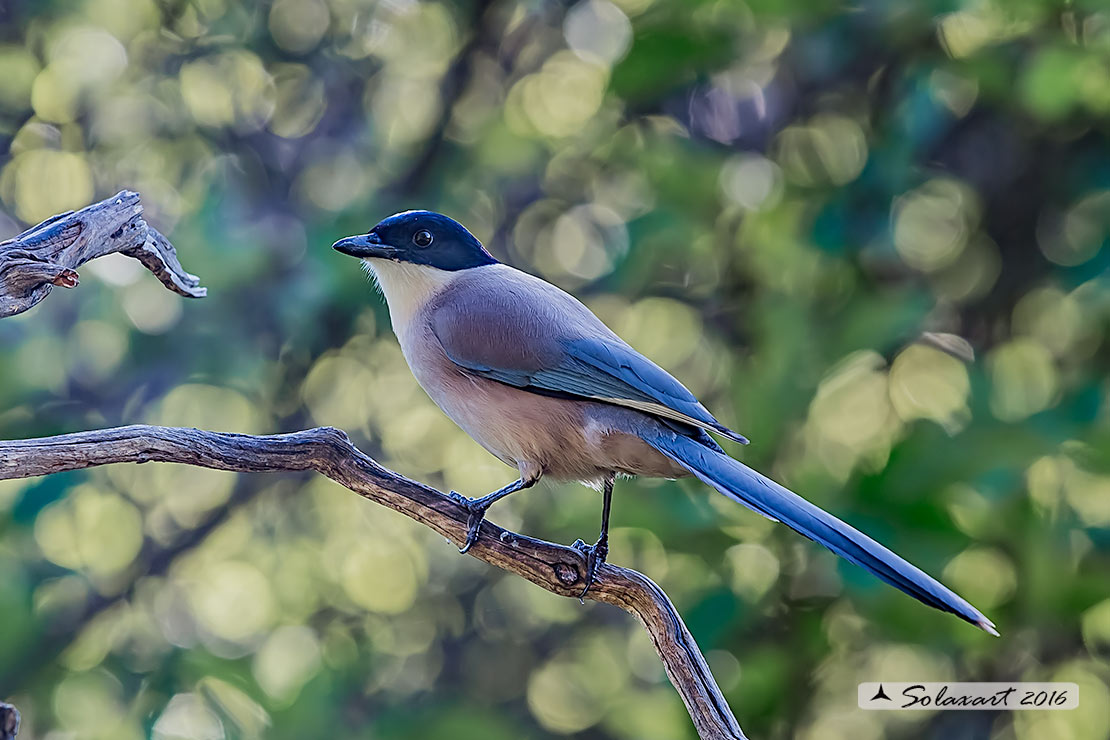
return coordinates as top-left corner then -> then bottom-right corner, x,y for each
1,0 -> 1109,737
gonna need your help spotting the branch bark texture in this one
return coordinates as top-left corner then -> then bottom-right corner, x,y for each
0,425 -> 745,740
0,191 -> 206,318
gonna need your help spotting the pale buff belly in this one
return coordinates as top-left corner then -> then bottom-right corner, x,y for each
398,324 -> 688,482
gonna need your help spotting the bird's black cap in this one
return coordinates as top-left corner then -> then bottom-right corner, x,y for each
333,210 -> 497,271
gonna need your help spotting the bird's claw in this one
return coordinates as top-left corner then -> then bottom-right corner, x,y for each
448,491 -> 488,554
571,535 -> 609,601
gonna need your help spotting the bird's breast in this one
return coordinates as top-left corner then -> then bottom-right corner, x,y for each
402,319 -> 587,469
399,315 -> 684,481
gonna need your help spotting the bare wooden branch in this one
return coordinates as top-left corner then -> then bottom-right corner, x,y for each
0,191 -> 206,318
0,425 -> 745,740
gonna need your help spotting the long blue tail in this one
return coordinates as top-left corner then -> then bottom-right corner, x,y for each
643,428 -> 998,635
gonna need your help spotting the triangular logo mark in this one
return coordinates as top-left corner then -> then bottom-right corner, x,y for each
871,684 -> 892,701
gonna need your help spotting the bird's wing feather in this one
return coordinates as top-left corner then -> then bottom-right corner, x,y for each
428,268 -> 748,444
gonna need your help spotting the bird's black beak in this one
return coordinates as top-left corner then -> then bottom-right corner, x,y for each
332,231 -> 396,259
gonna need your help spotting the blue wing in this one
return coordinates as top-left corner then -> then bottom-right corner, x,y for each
428,272 -> 748,445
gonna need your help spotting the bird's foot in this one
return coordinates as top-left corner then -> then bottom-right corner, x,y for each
571,534 -> 609,601
448,491 -> 489,554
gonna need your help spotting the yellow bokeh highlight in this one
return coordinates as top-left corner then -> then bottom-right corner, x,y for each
33,575 -> 89,622
1081,598 -> 1110,656
889,344 -> 970,433
928,233 -> 1002,302
70,320 -> 130,386
269,0 -> 330,53
893,178 -> 979,273
302,352 -> 379,430
543,204 -> 628,282
987,339 -> 1058,422
152,693 -> 225,740
720,153 -> 783,211
121,279 -> 184,334
30,25 -> 127,122
1039,191 -> 1110,267
269,64 -> 327,138
82,0 -> 161,40
776,114 -> 868,187
252,625 -> 323,702
1012,286 -> 1086,358
197,676 -> 271,737
1062,463 -> 1110,528
506,51 -> 609,139
942,547 -> 1016,609
62,604 -> 131,671
725,543 -> 780,602
527,633 -> 630,733
55,671 -> 143,740
35,485 -> 144,580
180,51 -> 274,130
1026,455 -> 1063,514
341,538 -> 425,615
374,2 -> 458,78
805,351 -> 897,480
0,45 -> 40,110
154,383 -> 267,434
295,146 -> 373,211
1023,453 -> 1110,527
614,297 -> 703,370
938,10 -> 1008,59
929,69 -> 979,117
0,148 -> 94,223
188,560 -> 276,642
945,483 -> 995,538
565,0 -> 632,66
602,687 -> 690,740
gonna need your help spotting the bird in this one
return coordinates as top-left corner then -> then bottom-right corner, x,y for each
333,210 -> 998,636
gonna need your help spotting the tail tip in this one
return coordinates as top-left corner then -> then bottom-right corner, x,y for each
976,618 -> 1000,637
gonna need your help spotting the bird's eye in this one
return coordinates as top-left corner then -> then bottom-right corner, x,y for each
413,230 -> 433,248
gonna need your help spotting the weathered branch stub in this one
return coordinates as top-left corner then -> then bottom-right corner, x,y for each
0,190 -> 206,318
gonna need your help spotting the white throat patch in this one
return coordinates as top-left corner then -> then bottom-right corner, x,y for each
363,259 -> 458,336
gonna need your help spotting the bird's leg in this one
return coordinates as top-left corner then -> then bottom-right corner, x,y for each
572,473 -> 614,600
449,476 -> 536,554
